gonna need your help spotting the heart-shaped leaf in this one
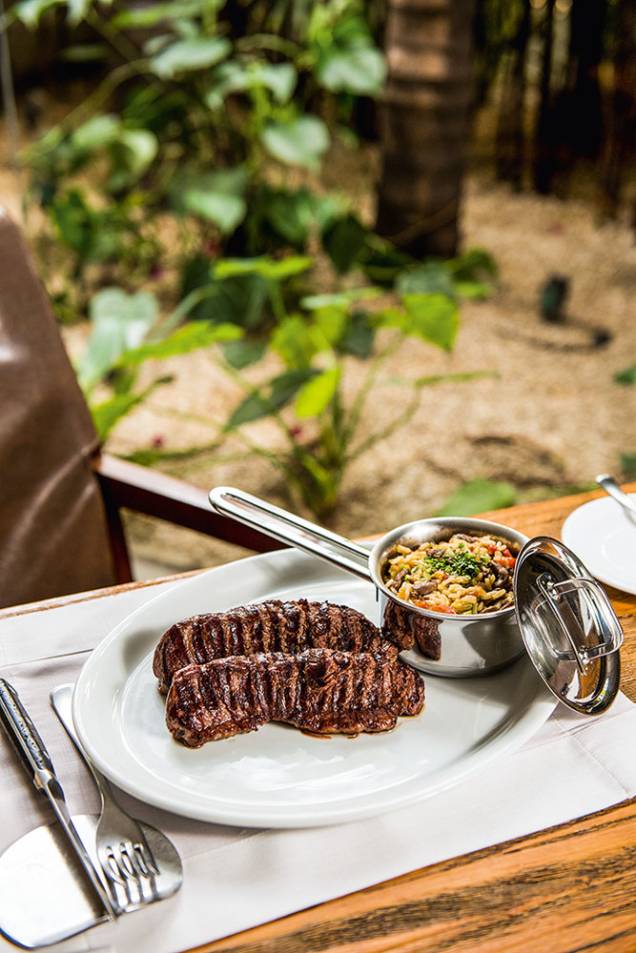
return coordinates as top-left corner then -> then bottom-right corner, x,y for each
151,37 -> 230,79
321,213 -> 369,274
402,293 -> 459,352
118,129 -> 158,176
173,168 -> 248,233
222,339 -> 266,369
79,288 -> 158,390
261,117 -> 329,170
72,114 -> 120,151
318,47 -> 386,95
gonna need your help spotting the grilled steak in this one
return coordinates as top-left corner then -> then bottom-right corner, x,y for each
165,646 -> 425,747
154,600 -> 388,693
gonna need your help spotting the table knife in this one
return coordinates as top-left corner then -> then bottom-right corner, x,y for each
0,678 -> 118,920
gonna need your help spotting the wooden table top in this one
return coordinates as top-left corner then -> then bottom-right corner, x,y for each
4,485 -> 635,952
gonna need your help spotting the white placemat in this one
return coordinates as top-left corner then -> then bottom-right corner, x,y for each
1,580 -> 635,953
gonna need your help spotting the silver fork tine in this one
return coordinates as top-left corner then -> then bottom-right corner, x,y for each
119,841 -> 144,904
103,846 -> 132,908
51,684 -> 183,915
133,842 -> 160,901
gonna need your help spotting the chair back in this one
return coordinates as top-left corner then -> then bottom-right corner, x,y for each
0,210 -> 116,608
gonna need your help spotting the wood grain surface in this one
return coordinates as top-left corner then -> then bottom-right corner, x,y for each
192,485 -> 636,953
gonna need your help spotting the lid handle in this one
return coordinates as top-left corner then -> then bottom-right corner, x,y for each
536,574 -> 623,670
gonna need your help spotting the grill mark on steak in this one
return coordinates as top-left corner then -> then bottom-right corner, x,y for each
153,600 -> 390,693
165,647 -> 425,747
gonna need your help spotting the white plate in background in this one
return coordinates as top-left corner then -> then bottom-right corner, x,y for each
562,495 -> 636,596
73,549 -> 555,828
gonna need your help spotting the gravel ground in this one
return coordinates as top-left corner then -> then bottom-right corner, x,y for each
2,154 -> 635,578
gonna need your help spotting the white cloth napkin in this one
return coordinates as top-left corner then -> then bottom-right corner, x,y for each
1,581 -> 635,953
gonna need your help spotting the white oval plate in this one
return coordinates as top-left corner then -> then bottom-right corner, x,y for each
562,496 -> 636,596
73,549 -> 555,828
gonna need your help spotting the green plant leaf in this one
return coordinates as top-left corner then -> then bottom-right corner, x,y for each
184,191 -> 245,232
302,287 -> 379,310
118,321 -> 241,367
271,315 -> 320,368
402,293 -> 459,352
337,310 -> 375,358
258,187 -> 316,248
621,453 -> 636,480
72,114 -> 120,151
79,288 -> 158,390
214,256 -> 312,281
113,0 -> 208,27
90,377 -> 171,441
312,306 -> 347,347
118,129 -> 158,176
321,213 -> 369,274
208,60 -> 297,106
261,117 -> 329,171
61,43 -> 110,62
151,37 -> 231,79
448,247 -> 497,282
453,280 -> 491,300
412,370 -> 496,388
67,0 -> 92,25
318,47 -> 386,95
222,338 -> 266,369
615,365 -> 636,385
225,369 -> 316,429
254,62 -> 297,102
172,168 -> 248,232
397,263 -> 455,298
294,367 -> 340,418
436,479 -> 518,517
14,0 -> 63,27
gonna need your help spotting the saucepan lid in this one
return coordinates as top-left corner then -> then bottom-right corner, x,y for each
513,537 -> 622,714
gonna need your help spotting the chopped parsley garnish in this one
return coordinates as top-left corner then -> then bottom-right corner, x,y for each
422,551 -> 487,580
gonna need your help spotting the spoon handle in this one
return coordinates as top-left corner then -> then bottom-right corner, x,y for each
595,474 -> 636,516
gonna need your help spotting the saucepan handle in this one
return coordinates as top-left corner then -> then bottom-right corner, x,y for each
209,486 -> 373,582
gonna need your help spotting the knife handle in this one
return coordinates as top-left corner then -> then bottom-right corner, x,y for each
0,678 -> 54,786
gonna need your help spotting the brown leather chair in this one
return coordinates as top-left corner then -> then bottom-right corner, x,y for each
0,209 -> 276,609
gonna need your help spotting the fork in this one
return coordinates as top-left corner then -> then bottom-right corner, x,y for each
596,473 -> 636,520
50,685 -> 167,913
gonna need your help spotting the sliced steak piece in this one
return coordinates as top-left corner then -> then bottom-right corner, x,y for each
165,646 -> 425,747
154,600 -> 388,693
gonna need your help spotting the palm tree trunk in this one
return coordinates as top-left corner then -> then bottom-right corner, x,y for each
532,0 -> 555,194
495,0 -> 531,190
375,0 -> 477,259
602,0 -> 636,220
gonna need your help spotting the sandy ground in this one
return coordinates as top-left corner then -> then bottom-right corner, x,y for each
2,155 -> 635,578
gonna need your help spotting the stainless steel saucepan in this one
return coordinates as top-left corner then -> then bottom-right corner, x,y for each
209,486 -> 529,677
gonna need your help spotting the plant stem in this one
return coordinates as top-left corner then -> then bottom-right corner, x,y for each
342,331 -> 403,444
235,33 -> 301,58
86,8 -> 141,63
26,61 -> 152,158
208,351 -> 299,449
347,385 -> 422,463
